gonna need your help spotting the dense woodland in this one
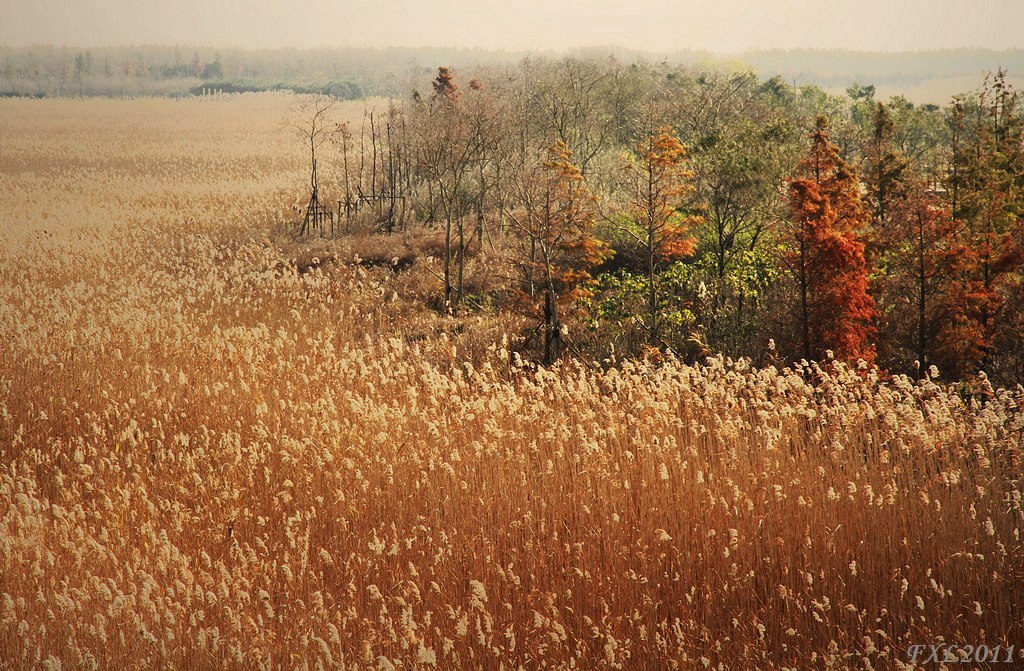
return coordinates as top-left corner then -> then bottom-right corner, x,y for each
290,59 -> 1024,386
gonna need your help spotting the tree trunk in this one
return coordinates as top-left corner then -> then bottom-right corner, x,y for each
917,209 -> 927,378
476,161 -> 486,247
370,112 -> 379,217
456,211 -> 465,305
342,132 -> 352,230
647,226 -> 657,344
800,233 -> 810,361
646,162 -> 658,344
444,203 -> 453,308
543,260 -> 561,365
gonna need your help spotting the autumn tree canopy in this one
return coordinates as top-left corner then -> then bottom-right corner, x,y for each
283,58 -> 1024,384
944,70 -> 1024,376
618,126 -> 699,347
506,140 -> 609,363
785,117 -> 877,365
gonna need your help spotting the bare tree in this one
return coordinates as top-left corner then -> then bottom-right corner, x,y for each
409,67 -> 485,309
532,59 -> 615,178
287,94 -> 336,237
332,120 -> 355,230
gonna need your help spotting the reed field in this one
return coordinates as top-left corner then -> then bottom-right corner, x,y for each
1,94 -> 1022,670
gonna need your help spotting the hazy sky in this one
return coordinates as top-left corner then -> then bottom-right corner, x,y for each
2,0 -> 1022,52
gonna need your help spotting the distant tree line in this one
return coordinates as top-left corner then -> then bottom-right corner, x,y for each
741,48 -> 1024,90
0,46 -> 380,98
187,80 -> 363,99
295,59 -> 1024,385
2,45 -> 1023,103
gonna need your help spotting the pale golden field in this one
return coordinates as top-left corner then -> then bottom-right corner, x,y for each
1,95 -> 1022,670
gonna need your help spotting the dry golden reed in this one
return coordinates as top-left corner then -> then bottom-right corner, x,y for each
1,96 -> 1022,670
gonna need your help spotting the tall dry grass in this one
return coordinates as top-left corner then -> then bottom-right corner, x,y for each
0,95 -> 1022,670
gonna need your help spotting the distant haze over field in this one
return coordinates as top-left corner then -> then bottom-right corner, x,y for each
2,42 -> 1022,106
2,0 -> 1023,52
4,0 -> 1024,105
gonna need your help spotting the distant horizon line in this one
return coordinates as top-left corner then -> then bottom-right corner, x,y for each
2,43 -> 1024,56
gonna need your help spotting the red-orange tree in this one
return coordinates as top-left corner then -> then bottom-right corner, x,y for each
785,117 -> 877,364
431,66 -> 460,102
506,140 -> 610,363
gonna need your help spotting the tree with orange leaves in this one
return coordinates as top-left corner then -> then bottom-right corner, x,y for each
943,70 -> 1024,377
618,127 -> 700,345
431,66 -> 460,103
506,140 -> 610,364
785,117 -> 877,365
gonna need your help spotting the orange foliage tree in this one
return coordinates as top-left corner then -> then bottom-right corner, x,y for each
942,193 -> 1021,376
785,117 -> 877,365
619,127 -> 699,345
944,71 -> 1024,376
506,140 -> 610,364
431,66 -> 460,103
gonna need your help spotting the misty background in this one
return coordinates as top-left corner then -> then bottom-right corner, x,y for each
4,0 -> 1023,52
1,0 -> 1023,103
